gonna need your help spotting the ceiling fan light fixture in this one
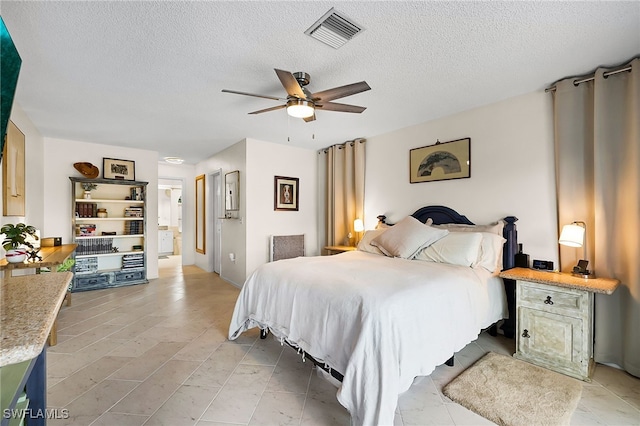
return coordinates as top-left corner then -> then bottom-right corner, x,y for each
286,99 -> 315,118
164,157 -> 184,165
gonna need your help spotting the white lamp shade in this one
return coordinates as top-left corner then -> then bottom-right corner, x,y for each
559,223 -> 584,247
354,219 -> 364,233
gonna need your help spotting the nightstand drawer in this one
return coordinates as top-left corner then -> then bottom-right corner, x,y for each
518,281 -> 583,313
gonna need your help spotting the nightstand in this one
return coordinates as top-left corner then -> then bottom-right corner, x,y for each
498,267 -> 619,382
323,245 -> 357,255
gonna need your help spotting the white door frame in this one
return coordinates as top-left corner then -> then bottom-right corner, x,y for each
209,170 -> 222,274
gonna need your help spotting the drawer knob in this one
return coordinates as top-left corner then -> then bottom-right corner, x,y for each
544,296 -> 554,305
522,329 -> 530,338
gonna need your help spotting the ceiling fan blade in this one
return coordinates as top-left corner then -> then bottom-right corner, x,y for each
248,104 -> 287,115
303,113 -> 316,122
274,69 -> 306,99
221,89 -> 286,102
316,101 -> 366,113
311,81 -> 371,102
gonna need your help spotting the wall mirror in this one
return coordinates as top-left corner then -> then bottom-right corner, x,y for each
195,174 -> 205,254
225,170 -> 239,212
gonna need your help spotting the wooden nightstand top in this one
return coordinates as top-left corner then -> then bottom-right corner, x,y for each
323,245 -> 357,253
499,267 -> 620,295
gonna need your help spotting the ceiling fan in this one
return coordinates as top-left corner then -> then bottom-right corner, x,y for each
222,68 -> 371,122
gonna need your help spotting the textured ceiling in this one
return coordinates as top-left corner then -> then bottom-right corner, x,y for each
2,1 -> 639,164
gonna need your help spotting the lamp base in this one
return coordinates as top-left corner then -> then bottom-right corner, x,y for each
571,270 -> 596,279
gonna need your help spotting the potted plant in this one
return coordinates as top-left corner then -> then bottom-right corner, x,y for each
81,182 -> 98,199
1,223 -> 38,263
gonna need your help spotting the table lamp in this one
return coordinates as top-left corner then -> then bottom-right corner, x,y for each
559,221 -> 595,278
354,218 -> 364,245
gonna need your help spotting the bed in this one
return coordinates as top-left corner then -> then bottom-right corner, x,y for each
228,206 -> 518,425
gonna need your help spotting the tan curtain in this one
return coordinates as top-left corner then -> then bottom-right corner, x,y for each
553,57 -> 639,377
319,139 -> 365,248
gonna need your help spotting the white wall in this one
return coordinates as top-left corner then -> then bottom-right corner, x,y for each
43,138 -> 160,278
365,91 -> 558,264
196,140 -> 246,285
158,163 -> 196,265
195,138 -> 319,287
245,138 -> 318,277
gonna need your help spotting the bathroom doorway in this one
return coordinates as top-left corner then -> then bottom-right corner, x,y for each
158,178 -> 183,268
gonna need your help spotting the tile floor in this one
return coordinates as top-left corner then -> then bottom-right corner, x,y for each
46,258 -> 640,425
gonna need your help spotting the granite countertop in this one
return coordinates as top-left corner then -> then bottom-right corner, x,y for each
499,267 -> 620,295
0,272 -> 72,367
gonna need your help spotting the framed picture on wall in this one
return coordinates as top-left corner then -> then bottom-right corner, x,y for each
103,157 -> 136,181
409,138 -> 471,183
2,120 -> 25,216
274,176 -> 299,211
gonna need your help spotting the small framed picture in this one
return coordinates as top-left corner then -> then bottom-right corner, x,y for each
103,158 -> 136,181
409,138 -> 471,183
274,176 -> 299,211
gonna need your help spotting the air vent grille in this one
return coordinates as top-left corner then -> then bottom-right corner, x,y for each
305,8 -> 364,49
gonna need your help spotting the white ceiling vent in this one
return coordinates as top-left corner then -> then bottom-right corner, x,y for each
305,8 -> 364,49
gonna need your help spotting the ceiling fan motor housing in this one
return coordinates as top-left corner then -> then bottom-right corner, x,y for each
293,72 -> 310,87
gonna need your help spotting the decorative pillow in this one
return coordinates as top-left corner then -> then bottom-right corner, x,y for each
357,229 -> 387,255
432,221 -> 504,236
414,232 -> 483,267
477,232 -> 506,273
370,216 -> 449,259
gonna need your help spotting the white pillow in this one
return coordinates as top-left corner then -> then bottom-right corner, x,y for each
357,229 -> 387,255
414,232 -> 483,267
432,221 -> 504,236
477,232 -> 506,273
371,216 -> 449,259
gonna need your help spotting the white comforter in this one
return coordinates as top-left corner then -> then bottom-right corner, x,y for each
228,251 -> 506,425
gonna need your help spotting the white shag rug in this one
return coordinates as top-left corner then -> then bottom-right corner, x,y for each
442,352 -> 583,426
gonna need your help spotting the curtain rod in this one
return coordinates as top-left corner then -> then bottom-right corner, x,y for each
318,138 -> 366,154
545,65 -> 632,93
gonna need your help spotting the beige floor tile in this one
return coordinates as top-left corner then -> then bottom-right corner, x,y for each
174,328 -> 228,361
592,364 -> 640,411
265,348 -> 314,394
50,379 -> 138,426
241,336 -> 284,366
579,384 -> 640,425
445,403 -> 496,425
248,391 -> 306,425
108,315 -> 168,340
200,386 -> 262,424
48,355 -> 131,407
109,359 -> 200,415
144,384 -> 221,426
185,343 -> 252,387
106,335 -> 161,358
48,324 -> 125,353
108,341 -> 187,381
91,412 -> 149,426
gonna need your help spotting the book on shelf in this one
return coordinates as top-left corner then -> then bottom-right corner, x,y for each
124,206 -> 144,217
124,220 -> 143,235
76,238 -> 114,255
76,257 -> 99,274
76,203 -> 98,218
76,224 -> 97,237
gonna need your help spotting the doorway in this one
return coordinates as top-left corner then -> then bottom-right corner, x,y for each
210,171 -> 222,274
158,178 -> 183,269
